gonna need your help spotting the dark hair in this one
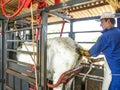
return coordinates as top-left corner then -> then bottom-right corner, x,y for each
104,18 -> 115,25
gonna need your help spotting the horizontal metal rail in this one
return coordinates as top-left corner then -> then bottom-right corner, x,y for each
5,26 -> 41,33
7,58 -> 33,67
78,73 -> 104,80
6,40 -> 36,42
7,49 -> 37,55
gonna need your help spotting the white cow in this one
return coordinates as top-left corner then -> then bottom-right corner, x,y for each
17,37 -> 83,90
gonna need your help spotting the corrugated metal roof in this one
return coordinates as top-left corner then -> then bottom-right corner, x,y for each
0,0 -> 117,23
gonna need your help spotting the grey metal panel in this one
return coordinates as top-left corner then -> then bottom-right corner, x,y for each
7,74 -> 14,89
21,79 -> 29,90
8,61 -> 35,78
14,77 -> 21,90
6,73 -> 30,90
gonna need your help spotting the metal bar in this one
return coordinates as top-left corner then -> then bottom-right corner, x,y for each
48,20 -> 68,25
7,40 -> 35,42
16,20 -> 31,25
47,30 -> 101,35
48,31 -> 69,34
38,11 -> 48,90
49,11 -> 71,21
69,21 -> 74,39
46,0 -> 91,11
6,26 -> 40,33
5,26 -> 40,33
7,58 -> 33,66
6,49 -> 37,54
78,73 -> 104,80
6,27 -> 32,33
1,19 -> 6,90
81,63 -> 104,67
72,16 -> 100,22
74,31 -> 101,33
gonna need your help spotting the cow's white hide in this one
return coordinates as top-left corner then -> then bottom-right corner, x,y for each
17,37 -> 83,90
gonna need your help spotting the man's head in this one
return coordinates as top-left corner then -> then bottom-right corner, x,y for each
100,12 -> 115,30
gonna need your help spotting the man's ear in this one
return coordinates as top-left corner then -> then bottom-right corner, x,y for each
107,19 -> 111,23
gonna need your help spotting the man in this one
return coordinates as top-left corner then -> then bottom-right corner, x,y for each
81,12 -> 120,90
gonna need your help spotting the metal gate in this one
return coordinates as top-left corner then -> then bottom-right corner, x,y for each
1,11 -> 48,90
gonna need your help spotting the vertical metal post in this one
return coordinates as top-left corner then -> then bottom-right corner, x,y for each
69,21 -> 75,40
1,19 -> 6,90
38,11 -> 48,90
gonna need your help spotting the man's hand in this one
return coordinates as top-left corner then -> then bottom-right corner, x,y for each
79,49 -> 91,57
79,49 -> 85,55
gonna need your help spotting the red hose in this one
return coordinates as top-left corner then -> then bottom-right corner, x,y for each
1,0 -> 27,18
47,73 -> 66,88
47,66 -> 83,88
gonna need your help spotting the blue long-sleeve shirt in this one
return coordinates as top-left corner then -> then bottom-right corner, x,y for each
89,27 -> 120,74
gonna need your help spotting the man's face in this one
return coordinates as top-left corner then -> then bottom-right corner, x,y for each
100,19 -> 109,30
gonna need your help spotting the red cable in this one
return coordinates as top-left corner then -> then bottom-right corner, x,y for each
35,0 -> 47,40
54,0 -> 60,5
35,28 -> 40,40
60,20 -> 66,37
47,66 -> 83,88
1,0 -> 34,18
47,73 -> 66,88
26,65 -> 35,73
1,0 -> 26,18
29,83 -> 36,90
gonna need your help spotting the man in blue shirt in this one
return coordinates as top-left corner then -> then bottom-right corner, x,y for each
81,12 -> 120,90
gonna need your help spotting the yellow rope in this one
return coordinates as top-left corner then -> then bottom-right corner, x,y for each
14,21 -> 36,62
30,2 -> 38,90
82,57 -> 93,82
